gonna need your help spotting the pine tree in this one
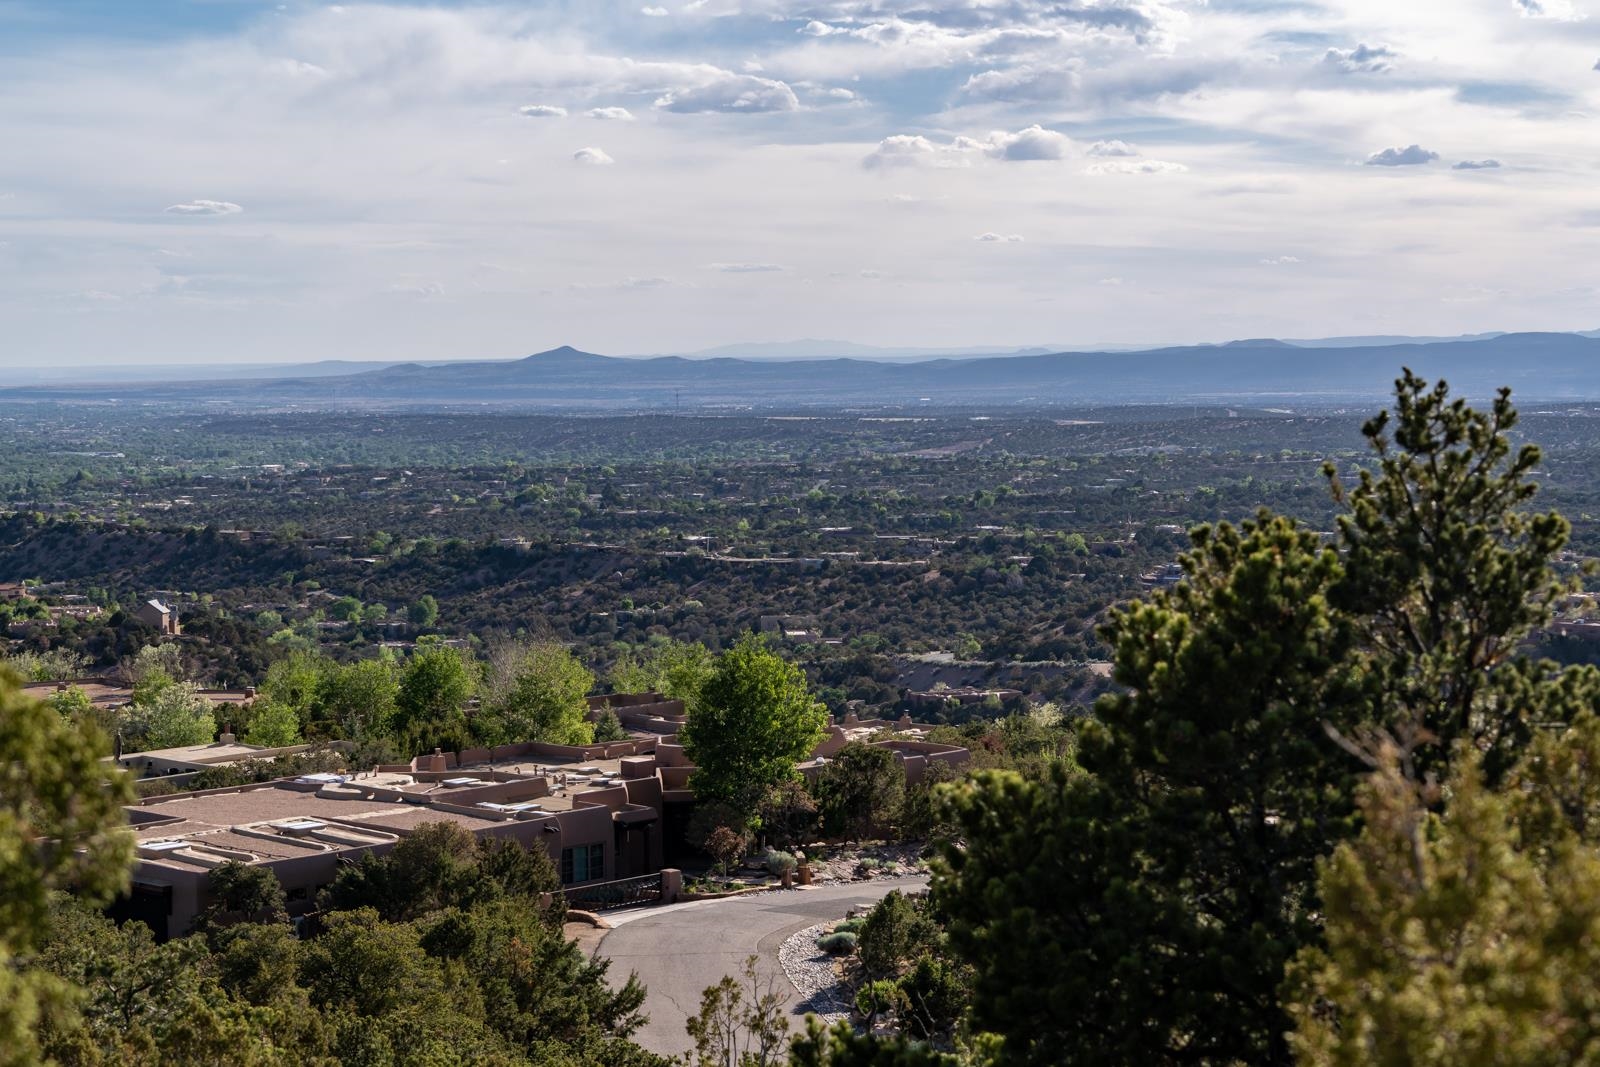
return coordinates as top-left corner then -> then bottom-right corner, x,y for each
1329,370 -> 1579,779
933,513 -> 1364,1065
923,374 -> 1588,1066
1288,722 -> 1600,1065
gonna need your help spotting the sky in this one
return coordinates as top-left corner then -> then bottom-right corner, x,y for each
1,0 -> 1598,365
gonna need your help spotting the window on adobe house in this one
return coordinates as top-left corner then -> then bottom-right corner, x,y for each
561,843 -> 605,884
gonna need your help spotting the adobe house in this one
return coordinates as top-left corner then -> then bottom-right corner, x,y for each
116,691 -> 972,938
120,765 -> 621,939
135,598 -> 180,635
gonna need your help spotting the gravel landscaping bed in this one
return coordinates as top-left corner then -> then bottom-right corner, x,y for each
778,922 -> 854,1022
800,842 -> 931,884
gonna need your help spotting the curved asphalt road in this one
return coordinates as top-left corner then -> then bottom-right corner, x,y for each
599,876 -> 929,1058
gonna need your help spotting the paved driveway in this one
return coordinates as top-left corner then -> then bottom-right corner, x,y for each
598,876 -> 928,1058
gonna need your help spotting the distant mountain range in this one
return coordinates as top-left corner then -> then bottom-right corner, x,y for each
8,331 -> 1600,409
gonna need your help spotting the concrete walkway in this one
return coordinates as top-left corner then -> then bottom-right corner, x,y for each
598,876 -> 928,1058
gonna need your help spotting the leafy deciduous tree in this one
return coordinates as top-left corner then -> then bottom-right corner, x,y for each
131,681 -> 218,750
393,646 -> 474,755
241,699 -> 302,748
681,636 -> 828,820
611,639 -> 716,714
485,641 -> 596,746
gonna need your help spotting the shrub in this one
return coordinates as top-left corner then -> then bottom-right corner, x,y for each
816,931 -> 858,956
898,955 -> 971,1040
763,849 -> 798,877
858,891 -> 940,980
705,825 -> 748,875
855,979 -> 908,1022
833,917 -> 867,937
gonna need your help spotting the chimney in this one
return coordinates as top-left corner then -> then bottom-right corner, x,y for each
244,686 -> 257,699
218,723 -> 236,744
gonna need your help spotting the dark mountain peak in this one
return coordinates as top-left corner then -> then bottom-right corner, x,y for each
356,361 -> 428,378
521,345 -> 602,362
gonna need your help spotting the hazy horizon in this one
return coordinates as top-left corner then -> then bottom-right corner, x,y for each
3,1 -> 1598,366
0,327 -> 1582,378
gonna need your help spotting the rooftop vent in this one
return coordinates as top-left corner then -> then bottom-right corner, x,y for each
440,777 -> 483,788
295,772 -> 347,786
275,819 -> 328,837
139,839 -> 186,853
476,801 -> 544,814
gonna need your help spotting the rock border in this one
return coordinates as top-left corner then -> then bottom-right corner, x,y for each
778,922 -> 854,1023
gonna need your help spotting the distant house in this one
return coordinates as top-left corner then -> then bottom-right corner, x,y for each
905,686 -> 1024,710
1139,563 -> 1185,589
758,614 -> 823,643
136,599 -> 180,635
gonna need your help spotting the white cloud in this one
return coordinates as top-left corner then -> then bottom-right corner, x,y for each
864,125 -> 1069,168
164,200 -> 243,216
1323,44 -> 1396,74
641,5 -> 669,15
1512,0 -> 1581,19
710,262 -> 785,272
975,232 -> 1025,242
1453,159 -> 1503,170
1260,255 -> 1301,265
863,134 -> 949,168
1085,159 -> 1187,174
961,66 -> 1080,103
572,147 -> 614,165
655,74 -> 799,113
6,0 -> 1600,363
587,106 -> 635,121
1087,139 -> 1139,157
519,104 -> 567,118
988,124 -> 1071,161
1365,145 -> 1439,167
